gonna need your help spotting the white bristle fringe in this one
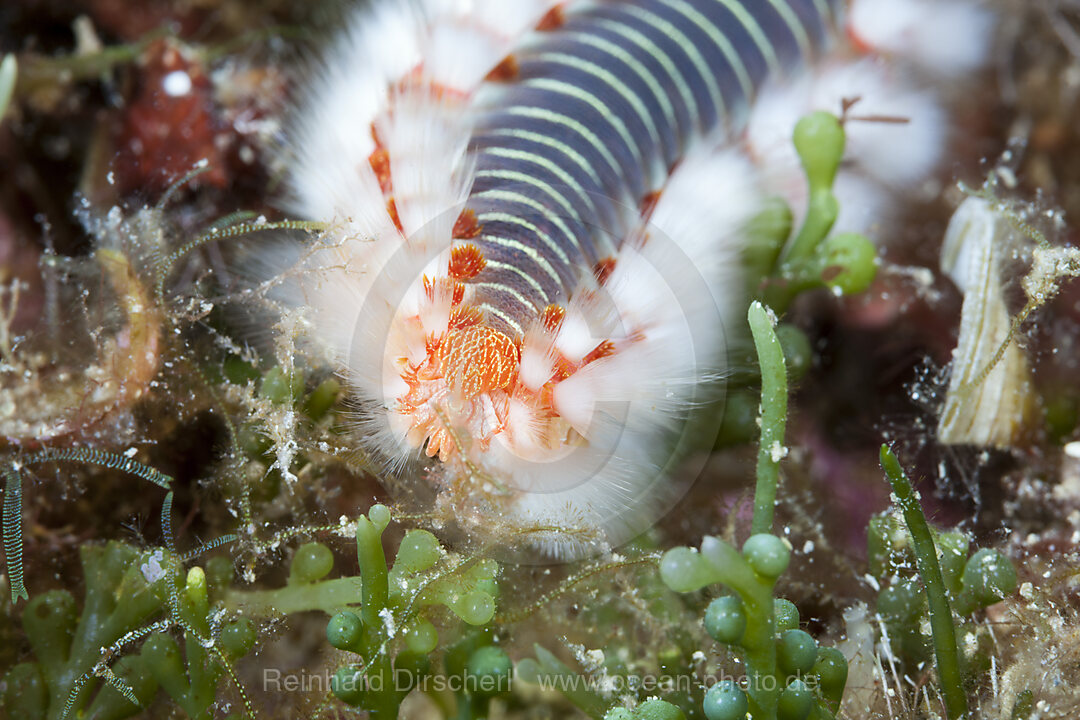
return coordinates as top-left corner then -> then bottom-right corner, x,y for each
849,0 -> 996,78
286,2 -> 424,221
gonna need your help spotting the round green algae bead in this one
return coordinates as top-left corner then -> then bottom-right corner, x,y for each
936,530 -> 971,589
451,590 -> 496,625
368,503 -> 391,532
744,196 -> 795,275
778,629 -> 818,676
219,617 -> 257,658
660,547 -> 718,592
327,610 -> 363,651
404,619 -> 439,654
703,680 -> 749,720
185,566 -> 209,611
877,579 -> 922,626
290,542 -> 334,584
743,534 -> 791,578
774,598 -> 800,631
704,596 -> 747,645
260,366 -> 302,405
331,666 -> 365,705
634,699 -> 688,720
465,646 -> 513,697
820,232 -> 877,295
223,355 -> 260,385
1045,390 -> 1080,443
962,548 -> 1018,608
514,657 -> 542,684
303,377 -> 340,420
813,646 -> 849,693
777,678 -> 814,720
394,530 -> 442,574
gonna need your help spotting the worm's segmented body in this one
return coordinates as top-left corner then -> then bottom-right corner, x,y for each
283,0 -> 993,554
467,1 -> 836,333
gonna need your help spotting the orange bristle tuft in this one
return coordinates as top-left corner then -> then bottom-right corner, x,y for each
486,54 -> 520,82
452,209 -> 483,239
593,258 -> 616,285
387,198 -> 404,232
541,304 -> 565,333
423,276 -> 466,305
368,145 -> 392,194
449,305 -> 484,330
449,243 -> 487,279
537,5 -> 566,31
582,340 -> 616,365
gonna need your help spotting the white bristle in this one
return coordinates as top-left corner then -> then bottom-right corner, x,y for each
831,170 -> 892,237
376,89 -> 474,248
850,0 -> 996,77
555,303 -> 603,363
519,329 -> 556,391
551,372 -> 599,436
286,3 -> 424,222
814,59 -> 947,188
426,23 -> 503,91
645,147 -> 761,310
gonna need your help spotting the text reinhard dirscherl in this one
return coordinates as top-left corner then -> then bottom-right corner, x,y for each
262,668 -> 821,695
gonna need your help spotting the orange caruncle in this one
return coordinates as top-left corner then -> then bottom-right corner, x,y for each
439,326 -> 520,399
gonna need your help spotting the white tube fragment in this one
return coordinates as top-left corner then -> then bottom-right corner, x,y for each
938,196 -> 1033,447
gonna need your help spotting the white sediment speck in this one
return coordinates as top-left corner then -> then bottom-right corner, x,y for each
163,70 -> 193,97
380,607 -> 396,637
140,549 -> 167,583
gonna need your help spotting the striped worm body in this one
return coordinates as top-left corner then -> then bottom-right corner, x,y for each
283,0 -> 994,555
465,0 -> 836,332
